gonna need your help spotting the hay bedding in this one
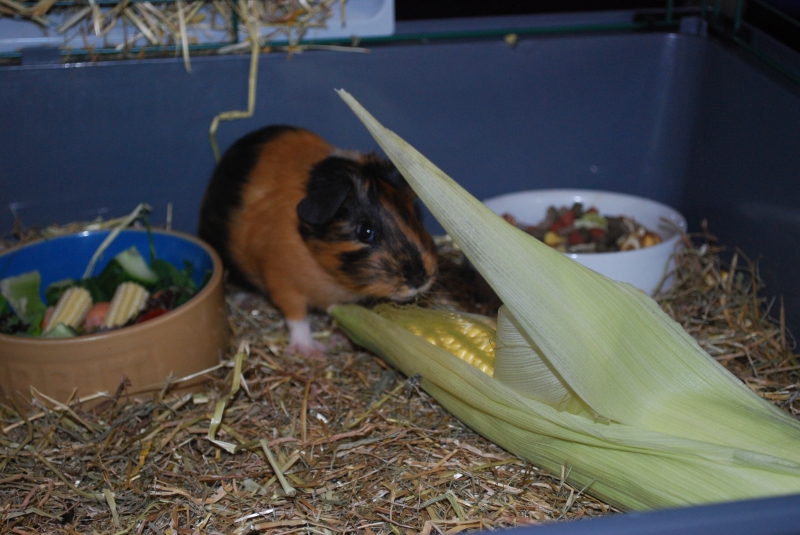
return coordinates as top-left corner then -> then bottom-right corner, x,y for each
1,222 -> 798,534
3,0 -> 343,61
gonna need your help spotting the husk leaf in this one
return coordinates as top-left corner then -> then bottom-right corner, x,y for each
330,304 -> 800,510
332,89 -> 800,509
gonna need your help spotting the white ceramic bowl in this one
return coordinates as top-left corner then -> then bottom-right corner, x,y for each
482,189 -> 687,295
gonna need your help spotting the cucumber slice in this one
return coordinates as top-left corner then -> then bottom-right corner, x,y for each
89,246 -> 158,302
114,246 -> 158,285
40,322 -> 77,338
0,270 -> 46,326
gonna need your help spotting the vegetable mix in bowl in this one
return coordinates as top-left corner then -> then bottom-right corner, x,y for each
502,202 -> 663,254
0,239 -> 209,338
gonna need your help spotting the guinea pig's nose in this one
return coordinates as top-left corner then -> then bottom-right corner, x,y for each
403,260 -> 431,290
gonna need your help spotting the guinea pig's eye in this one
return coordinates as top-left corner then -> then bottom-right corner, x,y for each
356,221 -> 377,244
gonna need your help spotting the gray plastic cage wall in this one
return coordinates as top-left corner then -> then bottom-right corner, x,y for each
2,3 -> 800,533
2,6 -> 799,333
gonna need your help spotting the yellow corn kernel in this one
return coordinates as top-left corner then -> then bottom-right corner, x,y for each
641,231 -> 662,248
374,305 -> 496,375
543,231 -> 565,247
45,286 -> 92,332
103,282 -> 149,328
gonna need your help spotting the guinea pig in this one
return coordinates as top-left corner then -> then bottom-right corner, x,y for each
198,125 -> 438,357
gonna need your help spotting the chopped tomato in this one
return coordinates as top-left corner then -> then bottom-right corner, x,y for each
135,307 -> 169,324
558,210 -> 576,227
41,306 -> 55,330
568,231 -> 584,245
83,302 -> 111,330
589,228 -> 607,241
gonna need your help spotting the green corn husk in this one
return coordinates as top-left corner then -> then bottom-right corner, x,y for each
329,90 -> 800,511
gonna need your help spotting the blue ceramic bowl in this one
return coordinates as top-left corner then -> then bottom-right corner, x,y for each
0,229 -> 228,405
0,228 -> 213,295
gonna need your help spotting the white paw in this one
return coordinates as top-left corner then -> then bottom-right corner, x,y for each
286,319 -> 327,359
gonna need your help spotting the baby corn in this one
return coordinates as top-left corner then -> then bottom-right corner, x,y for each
45,286 -> 92,332
103,282 -> 149,328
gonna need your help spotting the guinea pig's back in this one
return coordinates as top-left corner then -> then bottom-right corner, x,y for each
199,126 -> 335,292
199,126 -> 296,279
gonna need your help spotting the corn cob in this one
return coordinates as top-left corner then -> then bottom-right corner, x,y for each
332,90 -> 800,511
373,304 -> 495,374
45,286 -> 92,332
103,282 -> 149,328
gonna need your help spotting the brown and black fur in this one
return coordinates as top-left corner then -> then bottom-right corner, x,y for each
199,125 -> 437,354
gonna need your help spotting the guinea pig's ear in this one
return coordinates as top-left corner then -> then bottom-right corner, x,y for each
297,156 -> 355,225
362,153 -> 415,199
384,165 -> 414,196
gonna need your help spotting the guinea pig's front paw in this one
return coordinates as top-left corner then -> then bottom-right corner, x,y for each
286,339 -> 328,360
286,318 -> 328,360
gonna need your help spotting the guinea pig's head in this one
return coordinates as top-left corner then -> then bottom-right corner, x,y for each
297,152 -> 437,301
